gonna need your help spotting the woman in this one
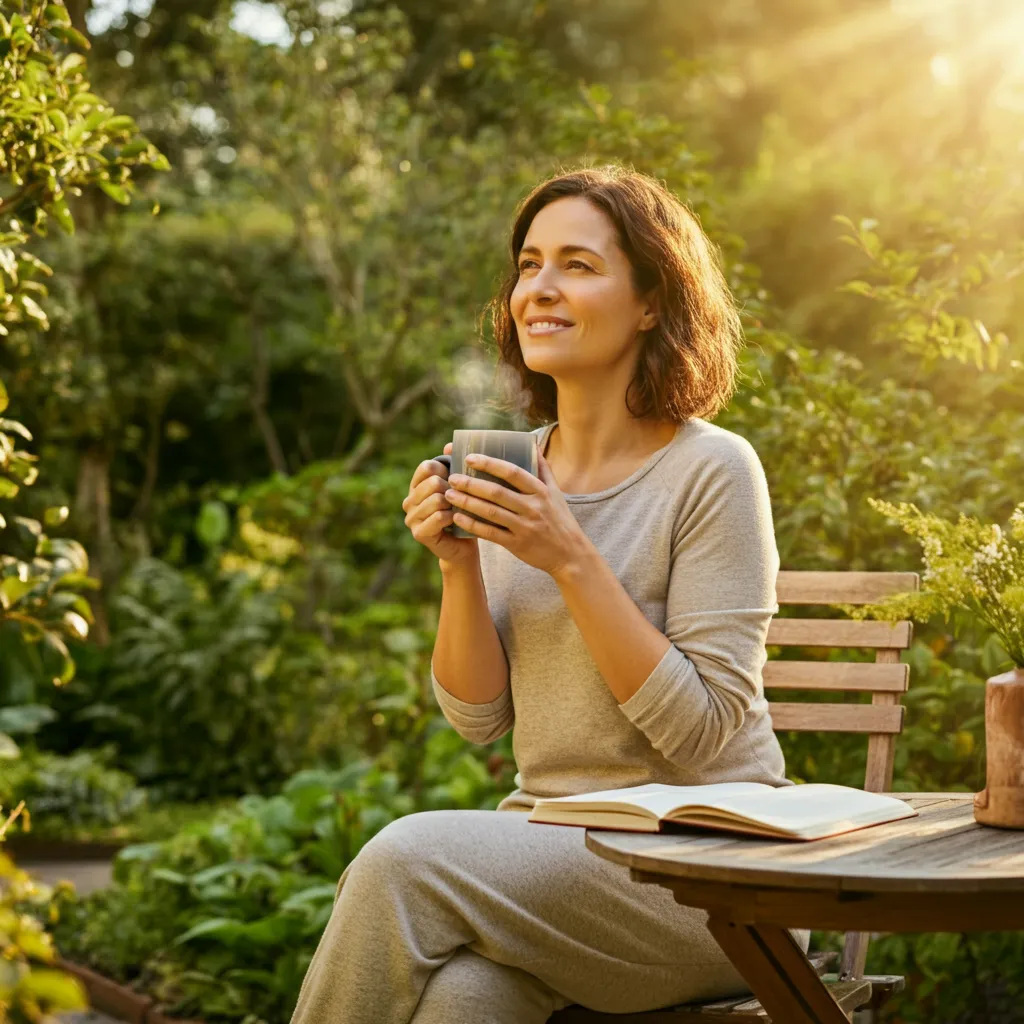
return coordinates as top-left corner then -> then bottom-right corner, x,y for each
290,165 -> 806,1024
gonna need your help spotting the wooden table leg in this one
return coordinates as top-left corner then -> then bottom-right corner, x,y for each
706,916 -> 852,1024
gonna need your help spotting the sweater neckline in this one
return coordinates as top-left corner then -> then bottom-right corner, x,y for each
537,420 -> 689,503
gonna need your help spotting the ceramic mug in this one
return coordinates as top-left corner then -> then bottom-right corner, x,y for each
433,429 -> 541,537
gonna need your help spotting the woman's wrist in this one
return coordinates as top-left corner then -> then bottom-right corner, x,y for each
438,553 -> 481,578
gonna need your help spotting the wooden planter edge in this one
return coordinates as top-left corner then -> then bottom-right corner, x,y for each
8,836 -> 129,861
57,958 -> 204,1024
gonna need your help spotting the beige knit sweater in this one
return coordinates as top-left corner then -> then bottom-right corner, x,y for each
431,417 -> 791,813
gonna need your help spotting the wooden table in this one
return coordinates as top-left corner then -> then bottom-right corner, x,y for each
585,794 -> 1024,1024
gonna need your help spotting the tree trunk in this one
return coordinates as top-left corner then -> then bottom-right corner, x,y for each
64,0 -> 89,34
74,444 -> 118,646
250,322 -> 289,475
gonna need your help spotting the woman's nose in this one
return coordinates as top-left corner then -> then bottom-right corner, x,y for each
523,266 -> 560,302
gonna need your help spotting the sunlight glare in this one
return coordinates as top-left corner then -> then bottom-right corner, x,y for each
929,53 -> 957,87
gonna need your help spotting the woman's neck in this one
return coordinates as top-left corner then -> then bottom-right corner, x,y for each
543,418 -> 679,494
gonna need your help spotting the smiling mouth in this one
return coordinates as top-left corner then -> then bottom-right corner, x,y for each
526,321 -> 574,335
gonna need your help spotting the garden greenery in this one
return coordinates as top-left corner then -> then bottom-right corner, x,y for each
845,501 -> 1024,670
2,1 -> 1024,1022
1,802 -> 88,1023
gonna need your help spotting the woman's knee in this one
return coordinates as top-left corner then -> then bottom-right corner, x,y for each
340,809 -> 464,900
411,947 -> 568,1024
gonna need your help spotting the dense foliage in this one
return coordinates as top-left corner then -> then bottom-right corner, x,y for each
3,0 -> 1024,1021
1,804 -> 88,1023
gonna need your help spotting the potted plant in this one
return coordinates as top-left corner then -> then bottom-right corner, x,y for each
844,499 -> 1024,827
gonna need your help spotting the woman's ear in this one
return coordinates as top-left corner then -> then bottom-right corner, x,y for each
639,297 -> 658,332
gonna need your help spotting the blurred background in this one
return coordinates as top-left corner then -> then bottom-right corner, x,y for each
2,1 -> 1024,1021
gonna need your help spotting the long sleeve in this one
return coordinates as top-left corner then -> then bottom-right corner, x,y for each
431,662 -> 515,745
617,434 -> 780,772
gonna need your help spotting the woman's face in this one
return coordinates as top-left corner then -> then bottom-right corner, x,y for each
510,196 -> 656,376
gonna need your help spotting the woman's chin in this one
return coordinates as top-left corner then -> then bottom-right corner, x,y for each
522,351 -> 572,374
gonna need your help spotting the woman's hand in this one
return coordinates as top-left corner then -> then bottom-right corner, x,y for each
402,441 -> 480,569
444,445 -> 590,579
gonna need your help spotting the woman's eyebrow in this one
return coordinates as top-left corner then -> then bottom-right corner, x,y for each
519,244 -> 604,261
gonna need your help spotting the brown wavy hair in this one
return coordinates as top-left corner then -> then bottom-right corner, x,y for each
488,164 -> 744,426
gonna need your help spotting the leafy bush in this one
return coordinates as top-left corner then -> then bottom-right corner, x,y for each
846,499 -> 1024,669
62,557 -> 338,799
0,803 -> 87,1022
0,748 -> 145,838
38,799 -> 233,847
52,739 -> 505,1023
0,377 -> 97,747
0,0 -> 167,334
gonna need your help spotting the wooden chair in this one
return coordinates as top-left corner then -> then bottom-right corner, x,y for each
549,570 -> 918,1023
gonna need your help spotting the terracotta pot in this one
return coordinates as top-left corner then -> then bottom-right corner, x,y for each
974,666 -> 1024,829
56,959 -> 153,1024
56,959 -> 205,1024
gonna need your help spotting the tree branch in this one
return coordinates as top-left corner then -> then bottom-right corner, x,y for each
129,385 -> 171,524
250,321 -> 289,475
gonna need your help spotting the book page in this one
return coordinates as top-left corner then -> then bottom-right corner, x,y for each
533,782 -> 771,820
668,783 -> 916,839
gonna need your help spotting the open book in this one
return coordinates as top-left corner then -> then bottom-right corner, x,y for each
527,782 -> 918,841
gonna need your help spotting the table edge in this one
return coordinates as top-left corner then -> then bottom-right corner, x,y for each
584,795 -> 1024,894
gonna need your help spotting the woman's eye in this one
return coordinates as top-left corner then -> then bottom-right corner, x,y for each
518,258 -> 591,272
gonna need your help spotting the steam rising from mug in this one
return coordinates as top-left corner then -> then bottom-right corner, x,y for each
446,346 -> 533,429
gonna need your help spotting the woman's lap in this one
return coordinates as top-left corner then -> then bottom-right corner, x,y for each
346,806 -> 757,1012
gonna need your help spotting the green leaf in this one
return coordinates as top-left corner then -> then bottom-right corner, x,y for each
0,733 -> 21,759
47,108 -> 70,133
0,418 -> 33,441
278,884 -> 338,911
118,139 -> 149,158
0,248 -> 17,279
18,969 -> 87,1011
0,477 -> 20,499
97,180 -> 131,205
49,195 -> 74,234
82,108 -> 110,132
43,505 -> 68,527
0,575 -> 36,609
196,501 -> 230,548
50,24 -> 90,50
19,294 -> 49,327
175,918 -> 243,945
0,379 -> 7,414
0,704 -> 57,735
45,5 -> 72,26
41,632 -> 74,685
103,115 -> 136,133
151,868 -> 189,885
62,609 -> 89,639
58,53 -> 85,76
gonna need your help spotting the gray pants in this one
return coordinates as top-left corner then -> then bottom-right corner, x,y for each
289,807 -> 809,1023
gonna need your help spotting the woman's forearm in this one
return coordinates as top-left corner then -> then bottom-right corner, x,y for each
552,539 -> 672,705
432,557 -> 510,704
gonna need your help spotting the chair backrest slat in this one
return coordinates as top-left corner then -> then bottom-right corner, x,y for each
767,618 -> 912,649
762,660 -> 908,693
776,570 -> 920,605
767,701 -> 904,734
769,571 -> 919,984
